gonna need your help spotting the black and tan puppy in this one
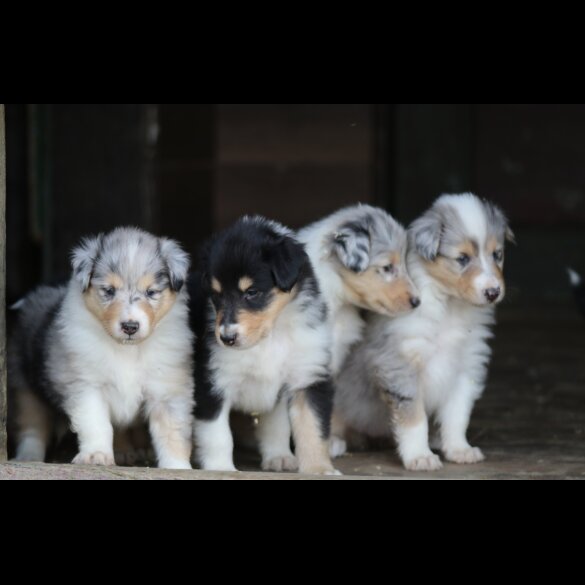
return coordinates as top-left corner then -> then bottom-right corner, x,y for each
191,216 -> 340,475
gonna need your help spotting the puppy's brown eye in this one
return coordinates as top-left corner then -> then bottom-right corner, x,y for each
146,289 -> 160,299
244,289 -> 260,300
382,264 -> 394,274
101,286 -> 116,299
493,250 -> 503,263
457,254 -> 471,268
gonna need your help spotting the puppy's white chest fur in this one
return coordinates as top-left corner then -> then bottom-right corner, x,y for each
211,305 -> 330,414
91,345 -> 148,425
51,293 -> 192,427
397,297 -> 493,413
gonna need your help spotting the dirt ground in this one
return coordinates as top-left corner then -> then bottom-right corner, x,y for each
1,304 -> 584,480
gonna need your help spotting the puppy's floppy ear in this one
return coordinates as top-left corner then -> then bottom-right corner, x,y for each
71,235 -> 104,292
488,201 -> 516,245
333,222 -> 371,273
410,211 -> 442,262
159,238 -> 190,292
265,236 -> 306,292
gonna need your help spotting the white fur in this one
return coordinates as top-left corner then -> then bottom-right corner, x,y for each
257,398 -> 298,472
50,282 -> 193,469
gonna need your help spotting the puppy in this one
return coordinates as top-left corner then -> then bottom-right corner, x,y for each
192,216 -> 339,475
299,205 -> 420,373
9,227 -> 194,469
298,205 -> 419,456
335,194 -> 514,470
568,269 -> 585,317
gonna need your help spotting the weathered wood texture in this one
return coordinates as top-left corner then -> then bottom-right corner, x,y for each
1,104 -> 7,461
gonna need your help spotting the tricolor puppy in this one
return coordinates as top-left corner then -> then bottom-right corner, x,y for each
192,216 -> 339,475
298,205 -> 419,456
8,227 -> 194,469
298,205 -> 420,374
335,194 -> 514,470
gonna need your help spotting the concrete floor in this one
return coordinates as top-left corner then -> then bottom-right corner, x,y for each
1,304 -> 584,480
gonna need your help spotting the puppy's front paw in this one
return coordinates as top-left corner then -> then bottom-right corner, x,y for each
403,453 -> 443,471
262,455 -> 299,472
73,452 -> 115,466
444,446 -> 485,464
329,436 -> 348,459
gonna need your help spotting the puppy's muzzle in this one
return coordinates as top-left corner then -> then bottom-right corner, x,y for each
410,296 -> 421,309
121,321 -> 140,336
219,324 -> 239,347
484,288 -> 501,304
220,332 -> 238,346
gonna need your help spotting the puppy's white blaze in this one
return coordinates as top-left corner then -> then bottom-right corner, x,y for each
568,268 -> 581,286
441,192 -> 488,245
219,324 -> 240,338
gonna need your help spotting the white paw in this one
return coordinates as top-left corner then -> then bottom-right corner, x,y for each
158,459 -> 192,470
444,446 -> 485,464
262,455 -> 299,472
329,436 -> 348,459
73,451 -> 115,466
403,453 -> 443,471
201,461 -> 238,472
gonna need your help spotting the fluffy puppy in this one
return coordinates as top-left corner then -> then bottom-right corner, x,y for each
335,194 -> 514,470
192,216 -> 339,475
298,205 -> 419,456
9,227 -> 194,469
298,205 -> 420,374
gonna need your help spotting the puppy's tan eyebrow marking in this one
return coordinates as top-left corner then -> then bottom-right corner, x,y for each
239,277 -> 254,292
102,274 -> 124,289
211,278 -> 222,294
459,239 -> 479,257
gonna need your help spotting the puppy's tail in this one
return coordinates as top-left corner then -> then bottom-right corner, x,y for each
568,268 -> 582,288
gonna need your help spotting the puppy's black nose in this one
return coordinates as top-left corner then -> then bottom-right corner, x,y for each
220,333 -> 238,347
121,321 -> 140,336
484,288 -> 501,303
410,297 -> 421,309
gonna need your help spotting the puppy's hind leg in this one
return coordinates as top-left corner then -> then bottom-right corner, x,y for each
289,381 -> 341,476
257,397 -> 298,472
13,387 -> 53,462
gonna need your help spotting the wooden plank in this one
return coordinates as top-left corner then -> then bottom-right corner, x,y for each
0,104 -> 7,461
